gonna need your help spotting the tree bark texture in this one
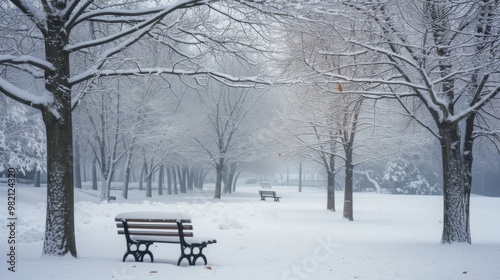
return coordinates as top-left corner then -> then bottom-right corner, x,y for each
440,123 -> 471,243
41,13 -> 77,257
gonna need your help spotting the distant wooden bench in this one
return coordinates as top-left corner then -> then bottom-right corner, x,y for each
260,182 -> 272,188
259,190 -> 282,202
115,212 -> 217,266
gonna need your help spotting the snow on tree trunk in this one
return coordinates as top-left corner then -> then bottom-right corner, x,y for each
41,13 -> 77,257
99,176 -> 107,201
104,167 -> 116,201
440,123 -> 471,244
224,163 -> 237,194
42,111 -> 77,257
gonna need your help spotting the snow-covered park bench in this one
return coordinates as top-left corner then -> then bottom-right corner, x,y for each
115,212 -> 217,266
260,182 -> 272,188
259,190 -> 282,202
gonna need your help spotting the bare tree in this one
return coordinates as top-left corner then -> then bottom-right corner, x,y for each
298,0 -> 500,243
195,77 -> 269,199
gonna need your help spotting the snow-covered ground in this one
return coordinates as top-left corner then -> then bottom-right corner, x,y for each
1,183 -> 499,280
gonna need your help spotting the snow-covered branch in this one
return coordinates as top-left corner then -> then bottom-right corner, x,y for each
65,1 -> 206,52
10,0 -> 48,35
69,67 -> 271,87
0,55 -> 55,71
0,77 -> 53,109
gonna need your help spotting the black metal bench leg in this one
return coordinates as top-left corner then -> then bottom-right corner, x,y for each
123,242 -> 154,262
177,244 -> 208,266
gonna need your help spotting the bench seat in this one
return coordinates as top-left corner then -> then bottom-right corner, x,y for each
129,235 -> 217,245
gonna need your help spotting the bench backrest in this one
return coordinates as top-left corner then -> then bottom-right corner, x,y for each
259,190 -> 276,196
115,217 -> 194,238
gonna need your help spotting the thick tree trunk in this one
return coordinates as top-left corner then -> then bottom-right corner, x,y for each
42,110 -> 77,257
440,124 -> 471,243
41,14 -> 77,257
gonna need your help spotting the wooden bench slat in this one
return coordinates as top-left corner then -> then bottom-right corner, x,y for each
114,217 -> 191,223
117,230 -> 194,237
116,223 -> 193,230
